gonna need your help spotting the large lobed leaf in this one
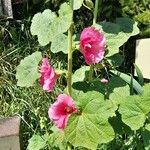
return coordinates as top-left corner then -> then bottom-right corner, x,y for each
95,17 -> 139,56
72,66 -> 90,83
51,34 -> 68,54
16,51 -> 42,87
65,91 -> 116,149
31,3 -> 72,46
72,76 -> 130,99
73,0 -> 83,10
27,134 -> 47,150
119,84 -> 150,130
48,126 -> 67,149
31,9 -> 56,46
51,3 -> 72,37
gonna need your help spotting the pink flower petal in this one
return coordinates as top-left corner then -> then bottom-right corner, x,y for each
39,58 -> 57,92
48,94 -> 77,130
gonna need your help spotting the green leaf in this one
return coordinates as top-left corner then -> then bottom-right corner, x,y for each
65,91 -> 115,149
134,63 -> 144,86
51,3 -> 72,36
119,93 -> 150,130
111,70 -> 143,95
31,3 -> 72,46
72,80 -> 105,96
142,124 -> 150,150
51,34 -> 68,54
85,0 -> 94,9
107,53 -> 124,67
95,17 -> 139,56
48,126 -> 66,149
143,83 -> 150,97
16,51 -> 42,87
72,66 -> 90,83
98,22 -> 120,33
95,22 -> 125,56
27,134 -> 47,150
31,9 -> 56,46
73,0 -> 83,10
109,84 -> 130,105
73,76 -> 129,98
109,113 -> 133,135
116,17 -> 139,36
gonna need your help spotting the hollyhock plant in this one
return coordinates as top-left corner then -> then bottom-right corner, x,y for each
48,94 -> 77,130
39,58 -> 57,92
80,26 -> 106,65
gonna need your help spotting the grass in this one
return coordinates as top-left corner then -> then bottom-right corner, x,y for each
0,20 -> 56,149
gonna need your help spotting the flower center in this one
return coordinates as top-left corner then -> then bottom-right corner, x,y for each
65,106 -> 73,114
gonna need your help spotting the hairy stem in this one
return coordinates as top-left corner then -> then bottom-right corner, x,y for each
93,0 -> 99,25
67,0 -> 73,96
88,65 -> 94,81
67,1 -> 74,149
89,0 -> 99,81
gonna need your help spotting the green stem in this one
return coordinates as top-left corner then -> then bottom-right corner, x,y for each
88,65 -> 94,81
93,0 -> 99,25
89,0 -> 99,81
67,0 -> 74,149
67,0 -> 73,96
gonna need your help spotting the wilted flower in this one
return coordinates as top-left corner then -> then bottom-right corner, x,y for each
48,94 -> 77,130
40,58 -> 57,92
80,26 -> 106,65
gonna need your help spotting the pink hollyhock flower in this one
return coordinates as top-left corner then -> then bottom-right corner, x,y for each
48,94 -> 77,130
100,78 -> 109,84
39,58 -> 57,92
80,27 -> 106,65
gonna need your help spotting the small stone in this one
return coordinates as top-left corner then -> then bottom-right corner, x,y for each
0,116 -> 20,150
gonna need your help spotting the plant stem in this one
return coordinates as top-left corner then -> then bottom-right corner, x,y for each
88,65 -> 94,81
67,0 -> 73,96
67,0 -> 74,149
89,0 -> 99,81
93,0 -> 99,25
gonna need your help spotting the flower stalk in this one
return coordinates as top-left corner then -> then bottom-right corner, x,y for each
67,0 -> 74,96
89,0 -> 99,81
93,0 -> 99,25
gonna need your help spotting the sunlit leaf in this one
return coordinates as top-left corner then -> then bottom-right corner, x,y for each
95,17 -> 139,56
51,34 -> 68,54
72,66 -> 90,83
73,0 -> 83,10
27,134 -> 47,150
31,3 -> 72,46
65,91 -> 116,149
16,51 -> 42,87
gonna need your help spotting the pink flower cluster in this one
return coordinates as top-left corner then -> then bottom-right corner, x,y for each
39,26 -> 106,130
39,58 -> 78,130
80,27 -> 106,65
